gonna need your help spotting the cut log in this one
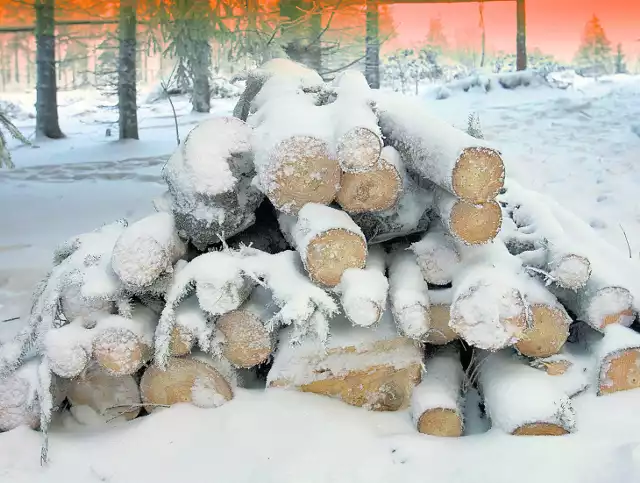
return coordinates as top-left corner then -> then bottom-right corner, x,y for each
163,116 -> 263,250
376,91 -> 505,204
410,222 -> 461,286
111,212 -> 187,293
337,245 -> 389,328
251,91 -> 340,214
267,311 -> 422,411
92,304 -> 157,376
67,363 -> 141,423
514,303 -> 571,358
528,347 -> 592,398
425,289 -> 458,345
387,247 -> 431,341
434,186 -> 502,246
44,319 -> 92,378
411,346 -> 464,437
170,295 -> 208,356
215,285 -> 278,368
336,146 -> 403,213
60,280 -> 115,326
478,350 -> 576,435
0,359 -> 41,431
331,70 -> 382,173
288,203 -> 367,287
140,356 -> 233,412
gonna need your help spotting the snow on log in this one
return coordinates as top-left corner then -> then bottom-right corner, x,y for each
215,285 -> 278,368
351,176 -> 433,244
250,89 -> 340,215
499,180 -> 591,290
336,145 -> 403,213
140,356 -> 233,412
92,304 -> 157,376
434,186 -> 502,246
410,222 -> 461,286
267,311 -> 422,411
0,360 -> 42,431
387,247 -> 431,341
111,212 -> 186,293
425,289 -> 459,345
163,117 -> 263,250
170,295 -> 208,356
66,363 -> 141,423
336,245 -> 389,328
478,350 -> 576,435
288,203 -> 367,287
528,347 -> 592,398
44,319 -> 93,378
331,70 -> 382,173
411,346 -> 464,437
375,91 -> 505,204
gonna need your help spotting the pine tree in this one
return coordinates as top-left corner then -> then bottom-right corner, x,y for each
575,14 -> 612,76
0,110 -> 30,168
615,43 -> 626,74
426,16 -> 448,53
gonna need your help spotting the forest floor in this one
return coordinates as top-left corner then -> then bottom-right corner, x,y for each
1,73 -> 640,482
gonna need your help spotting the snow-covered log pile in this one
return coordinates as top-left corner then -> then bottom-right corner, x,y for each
2,60 -> 640,454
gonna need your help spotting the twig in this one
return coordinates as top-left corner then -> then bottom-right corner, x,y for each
104,403 -> 170,423
523,266 -> 558,284
1,316 -> 20,323
619,224 -> 632,259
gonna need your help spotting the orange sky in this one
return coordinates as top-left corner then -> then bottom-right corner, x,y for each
389,0 -> 640,61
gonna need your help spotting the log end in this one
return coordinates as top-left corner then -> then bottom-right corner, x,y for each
269,136 -> 341,214
452,147 -> 505,203
550,254 -> 591,290
49,345 -> 90,379
515,305 -> 571,358
598,348 -> 640,396
93,328 -> 151,376
589,287 -> 635,330
535,359 -> 573,376
417,408 -> 463,437
450,200 -> 502,246
170,326 -> 195,357
306,228 -> 367,287
336,166 -> 402,213
217,310 -> 273,368
337,127 -> 382,173
424,304 -> 458,346
344,299 -> 383,328
512,422 -> 570,436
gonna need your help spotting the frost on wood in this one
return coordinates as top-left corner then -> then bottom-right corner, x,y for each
411,346 -> 464,437
425,288 -> 458,345
375,91 -> 505,204
336,145 -> 403,214
0,359 -> 43,432
267,310 -> 422,411
387,247 -> 431,341
289,203 -> 367,287
250,88 -> 340,215
410,221 -> 461,286
111,212 -> 186,293
44,319 -> 92,378
163,117 -> 263,250
170,295 -> 207,357
478,350 -> 576,435
528,347 -> 592,398
330,70 -> 382,173
336,245 -> 389,328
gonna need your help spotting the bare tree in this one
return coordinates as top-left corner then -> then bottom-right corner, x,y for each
118,0 -> 138,139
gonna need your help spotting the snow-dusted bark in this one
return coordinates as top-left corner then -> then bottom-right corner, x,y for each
478,350 -> 576,435
410,222 -> 461,286
267,310 -> 423,411
330,70 -> 382,173
140,356 -> 233,411
411,346 -> 464,437
387,248 -> 431,341
215,285 -> 278,368
111,212 -> 186,293
351,175 -> 433,244
336,145 -> 403,214
375,91 -> 505,204
287,204 -> 368,287
66,363 -> 141,424
425,288 -> 458,345
163,116 -> 263,250
336,245 -> 389,328
170,295 -> 207,356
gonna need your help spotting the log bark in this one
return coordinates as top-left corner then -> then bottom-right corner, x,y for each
387,247 -> 431,341
411,346 -> 464,437
337,245 -> 388,328
478,350 -> 576,435
140,356 -> 233,411
67,363 -> 141,423
425,288 -> 458,345
170,295 -> 208,356
267,311 -> 422,411
336,145 -> 403,213
215,285 -> 277,368
410,222 -> 461,286
376,92 -> 504,204
288,203 -> 368,287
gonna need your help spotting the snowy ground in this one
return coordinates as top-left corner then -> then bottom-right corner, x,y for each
2,74 -> 640,482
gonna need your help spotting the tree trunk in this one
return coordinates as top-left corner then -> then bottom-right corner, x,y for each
365,0 -> 380,88
35,0 -> 64,139
13,43 -> 20,84
516,0 -> 527,71
118,0 -> 138,140
190,39 -> 211,113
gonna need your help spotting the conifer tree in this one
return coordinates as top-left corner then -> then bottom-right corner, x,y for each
575,14 -> 612,76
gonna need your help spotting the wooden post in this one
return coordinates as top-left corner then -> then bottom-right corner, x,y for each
365,0 -> 380,89
516,0 -> 527,70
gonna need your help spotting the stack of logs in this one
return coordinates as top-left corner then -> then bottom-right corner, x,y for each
1,59 -> 639,441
